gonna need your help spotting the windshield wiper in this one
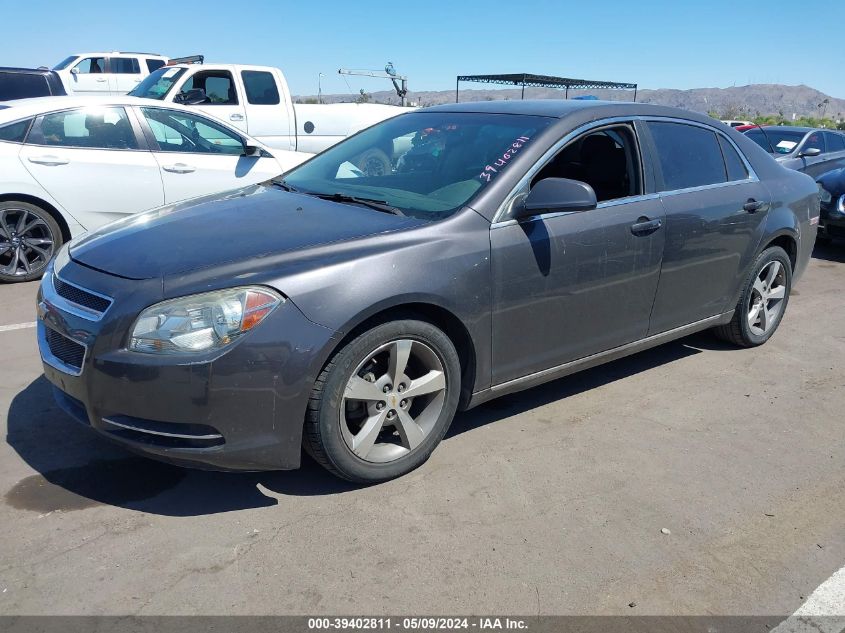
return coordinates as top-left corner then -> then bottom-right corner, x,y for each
308,192 -> 405,216
271,179 -> 299,193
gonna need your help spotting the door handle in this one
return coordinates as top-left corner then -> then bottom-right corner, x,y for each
630,216 -> 662,236
743,199 -> 769,213
96,78 -> 107,83
28,155 -> 69,166
229,114 -> 244,121
162,163 -> 196,174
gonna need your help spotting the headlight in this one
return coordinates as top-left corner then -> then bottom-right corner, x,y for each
129,286 -> 283,354
838,194 -> 845,214
818,183 -> 832,204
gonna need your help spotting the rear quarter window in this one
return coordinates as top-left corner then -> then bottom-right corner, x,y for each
145,59 -> 166,73
0,118 -> 33,142
0,73 -> 51,100
648,121 -> 727,191
717,135 -> 749,182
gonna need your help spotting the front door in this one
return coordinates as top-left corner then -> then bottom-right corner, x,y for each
138,106 -> 281,204
68,56 -> 109,95
173,69 -> 247,133
490,123 -> 665,384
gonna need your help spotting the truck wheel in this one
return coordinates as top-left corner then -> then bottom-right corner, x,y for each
0,201 -> 63,283
714,246 -> 792,347
304,319 -> 461,483
356,148 -> 391,177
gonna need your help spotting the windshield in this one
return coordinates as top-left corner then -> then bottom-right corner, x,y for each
52,56 -> 78,71
129,67 -> 186,100
746,129 -> 806,155
282,112 -> 552,220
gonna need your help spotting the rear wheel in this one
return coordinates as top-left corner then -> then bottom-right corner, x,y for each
304,319 -> 461,483
714,246 -> 792,347
0,201 -> 63,283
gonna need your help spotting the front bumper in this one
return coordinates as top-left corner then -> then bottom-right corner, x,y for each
37,258 -> 337,471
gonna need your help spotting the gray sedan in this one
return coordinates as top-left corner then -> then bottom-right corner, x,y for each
36,100 -> 819,482
745,126 -> 845,178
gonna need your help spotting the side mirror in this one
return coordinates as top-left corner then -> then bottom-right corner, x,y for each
800,147 -> 822,158
70,67 -> 79,75
242,143 -> 261,157
513,178 -> 597,220
174,88 -> 208,105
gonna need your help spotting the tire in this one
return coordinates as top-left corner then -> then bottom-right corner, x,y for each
356,148 -> 391,177
714,246 -> 792,347
0,201 -> 63,283
304,319 -> 461,483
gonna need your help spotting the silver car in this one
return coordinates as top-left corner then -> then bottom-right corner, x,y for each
745,126 -> 845,178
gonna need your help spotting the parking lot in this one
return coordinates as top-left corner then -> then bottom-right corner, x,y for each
0,243 -> 842,616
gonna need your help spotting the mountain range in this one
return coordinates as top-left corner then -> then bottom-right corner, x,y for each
297,84 -> 845,120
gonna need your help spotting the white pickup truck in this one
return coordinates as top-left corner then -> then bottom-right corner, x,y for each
129,57 -> 408,170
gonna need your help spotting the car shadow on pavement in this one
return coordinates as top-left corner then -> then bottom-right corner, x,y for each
811,240 -> 845,263
6,332 -> 722,516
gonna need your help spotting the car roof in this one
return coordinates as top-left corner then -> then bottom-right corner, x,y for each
69,52 -> 167,58
755,126 -> 817,133
421,99 -> 718,125
0,67 -> 56,75
0,95 -> 249,132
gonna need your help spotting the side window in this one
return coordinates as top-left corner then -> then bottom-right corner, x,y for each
141,107 -> 244,155
109,58 -> 141,74
242,71 -> 280,105
73,57 -> 106,74
717,135 -> 749,181
31,107 -> 138,150
530,125 -> 642,203
648,122 -> 726,191
824,132 -> 845,152
179,71 -> 238,105
802,132 -> 825,153
145,59 -> 166,73
0,119 -> 33,143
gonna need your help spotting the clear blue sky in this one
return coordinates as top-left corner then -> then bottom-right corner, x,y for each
2,0 -> 843,99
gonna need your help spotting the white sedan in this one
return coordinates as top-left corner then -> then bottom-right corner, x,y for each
0,96 -> 311,282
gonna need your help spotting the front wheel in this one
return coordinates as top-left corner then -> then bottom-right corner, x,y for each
714,246 -> 792,347
0,201 -> 63,283
304,319 -> 461,483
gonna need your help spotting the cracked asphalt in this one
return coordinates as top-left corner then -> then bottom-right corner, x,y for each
0,243 -> 843,615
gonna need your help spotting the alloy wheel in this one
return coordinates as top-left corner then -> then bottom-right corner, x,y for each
340,339 -> 447,463
0,207 -> 56,277
747,260 -> 786,336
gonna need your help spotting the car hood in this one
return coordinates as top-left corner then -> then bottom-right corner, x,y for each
817,167 -> 845,195
69,184 -> 422,280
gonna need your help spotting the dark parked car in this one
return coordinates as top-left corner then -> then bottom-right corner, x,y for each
816,167 -> 845,241
0,67 -> 66,101
37,100 -> 819,482
744,125 -> 845,178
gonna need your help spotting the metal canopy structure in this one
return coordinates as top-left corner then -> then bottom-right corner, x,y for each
455,73 -> 637,102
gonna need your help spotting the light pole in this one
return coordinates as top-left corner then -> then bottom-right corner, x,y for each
318,73 -> 324,104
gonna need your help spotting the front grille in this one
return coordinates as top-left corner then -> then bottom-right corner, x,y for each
45,327 -> 86,371
53,276 -> 112,314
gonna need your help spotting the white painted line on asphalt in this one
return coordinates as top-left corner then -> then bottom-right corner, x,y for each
772,564 -> 845,633
0,321 -> 36,333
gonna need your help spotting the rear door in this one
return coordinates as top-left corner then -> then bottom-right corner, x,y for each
108,57 -> 143,94
644,120 -> 770,334
240,69 -> 295,150
137,106 -> 281,204
18,106 -> 163,227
